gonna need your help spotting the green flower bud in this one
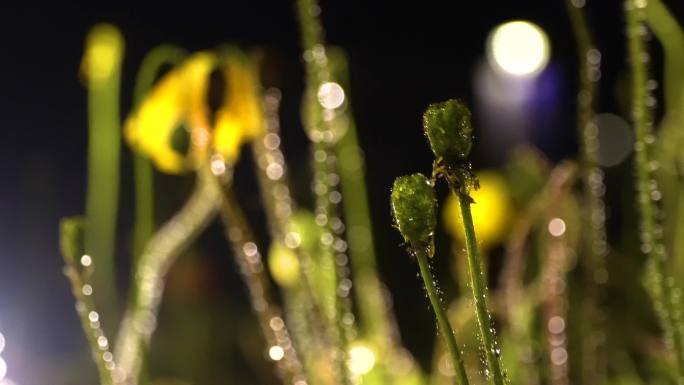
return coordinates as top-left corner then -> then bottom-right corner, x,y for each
422,99 -> 473,164
391,173 -> 437,244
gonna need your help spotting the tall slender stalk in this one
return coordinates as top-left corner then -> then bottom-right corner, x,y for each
645,0 -> 684,285
82,24 -> 124,327
625,0 -> 684,380
457,194 -> 506,385
130,44 -> 188,257
564,1 -> 608,382
391,173 -> 469,385
415,246 -> 469,385
295,0 -> 355,383
218,184 -> 307,384
423,99 -> 507,385
114,166 -> 221,384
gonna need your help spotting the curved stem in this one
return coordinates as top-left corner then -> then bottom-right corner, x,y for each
114,166 -> 221,384
457,193 -> 506,385
414,245 -> 469,385
131,44 -> 188,258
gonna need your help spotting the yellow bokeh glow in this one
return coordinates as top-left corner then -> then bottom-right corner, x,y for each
348,343 -> 376,375
487,20 -> 550,76
443,170 -> 512,249
267,242 -> 300,288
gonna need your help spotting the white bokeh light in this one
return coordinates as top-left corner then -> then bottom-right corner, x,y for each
348,344 -> 376,375
268,345 -> 285,361
0,357 -> 7,380
317,82 -> 345,109
487,20 -> 550,76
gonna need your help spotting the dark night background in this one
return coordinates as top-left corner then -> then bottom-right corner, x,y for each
0,1 -> 682,384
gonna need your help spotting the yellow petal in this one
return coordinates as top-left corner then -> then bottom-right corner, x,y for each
124,68 -> 186,173
213,114 -> 244,162
212,51 -> 264,160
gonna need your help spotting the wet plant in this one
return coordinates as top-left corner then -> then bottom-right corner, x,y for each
54,1 -> 684,385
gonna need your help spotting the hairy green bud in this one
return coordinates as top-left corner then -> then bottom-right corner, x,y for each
423,99 -> 473,164
391,173 -> 437,244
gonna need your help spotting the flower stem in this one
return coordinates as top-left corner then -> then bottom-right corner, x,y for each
626,0 -> 684,379
131,44 -> 187,258
114,166 -> 221,384
456,192 -> 506,385
564,1 -> 608,382
60,217 -> 119,385
83,24 -> 124,329
413,244 -> 469,385
218,185 -> 308,384
295,0 -> 355,383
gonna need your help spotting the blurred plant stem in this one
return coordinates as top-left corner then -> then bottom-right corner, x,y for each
327,47 -> 407,383
251,88 -> 332,349
625,0 -> 684,380
500,161 -> 577,385
218,182 -> 308,384
414,244 -> 469,385
564,2 -> 608,383
60,217 -> 118,385
82,24 -> 124,330
455,192 -> 506,385
646,0 -> 684,285
115,166 -> 221,384
131,44 -> 188,258
296,0 -> 355,383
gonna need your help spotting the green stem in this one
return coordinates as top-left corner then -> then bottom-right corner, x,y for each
84,26 -> 124,328
114,166 -> 221,384
457,193 -> 506,385
414,245 -> 469,385
564,2 -> 608,383
645,0 -> 684,289
131,45 -> 188,258
626,0 -> 684,380
60,217 -> 118,385
219,186 -> 307,384
251,89 -> 330,345
644,0 -> 684,113
295,0 -> 355,383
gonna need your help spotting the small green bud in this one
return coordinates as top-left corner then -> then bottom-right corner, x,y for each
60,216 -> 85,265
423,99 -> 473,164
391,173 -> 437,244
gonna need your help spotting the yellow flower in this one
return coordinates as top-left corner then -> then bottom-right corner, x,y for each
125,48 -> 263,173
443,170 -> 512,249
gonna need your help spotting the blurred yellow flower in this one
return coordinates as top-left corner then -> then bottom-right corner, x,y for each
124,48 -> 263,173
443,170 -> 512,249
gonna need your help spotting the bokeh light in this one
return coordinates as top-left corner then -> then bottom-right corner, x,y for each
487,20 -> 550,76
443,171 -> 512,249
348,343 -> 376,375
